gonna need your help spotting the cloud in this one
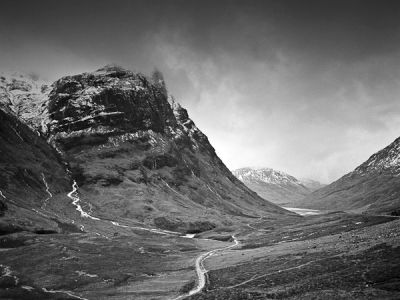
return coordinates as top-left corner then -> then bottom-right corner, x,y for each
1,0 -> 400,183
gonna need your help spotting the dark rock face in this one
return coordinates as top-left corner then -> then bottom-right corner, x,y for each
0,200 -> 6,216
48,67 -> 176,136
299,137 -> 400,214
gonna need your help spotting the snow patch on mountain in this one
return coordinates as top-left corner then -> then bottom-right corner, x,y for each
0,72 -> 51,133
232,167 -> 324,206
233,167 -> 301,185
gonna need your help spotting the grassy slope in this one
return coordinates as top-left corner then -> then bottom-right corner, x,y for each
0,109 -> 74,234
0,225 -> 234,300
186,213 -> 400,299
298,172 -> 400,215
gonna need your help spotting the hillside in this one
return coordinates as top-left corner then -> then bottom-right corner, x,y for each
298,137 -> 400,214
0,103 -> 78,233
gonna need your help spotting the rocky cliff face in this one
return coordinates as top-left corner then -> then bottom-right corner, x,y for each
233,167 -> 315,206
0,65 -> 291,235
299,137 -> 400,214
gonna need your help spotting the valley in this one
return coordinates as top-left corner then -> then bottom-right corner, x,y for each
186,212 -> 400,300
233,168 -> 322,207
1,0 -> 400,297
0,66 -> 399,299
1,200 -> 398,299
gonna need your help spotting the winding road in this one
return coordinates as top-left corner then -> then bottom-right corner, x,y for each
174,235 -> 240,300
66,180 -> 241,300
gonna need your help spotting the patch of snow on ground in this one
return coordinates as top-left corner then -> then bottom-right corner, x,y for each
75,270 -> 98,278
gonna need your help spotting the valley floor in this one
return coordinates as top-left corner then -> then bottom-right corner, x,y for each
0,210 -> 399,299
189,212 -> 400,300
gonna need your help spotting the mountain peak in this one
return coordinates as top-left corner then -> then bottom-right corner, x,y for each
233,167 -> 315,206
233,167 -> 299,185
46,66 -> 184,151
354,137 -> 400,175
0,71 -> 51,133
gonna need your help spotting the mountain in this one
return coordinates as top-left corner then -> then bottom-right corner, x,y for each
0,65 -> 292,236
0,72 -> 51,133
1,66 -> 398,300
298,137 -> 400,214
0,65 -> 298,300
233,167 -> 321,206
298,178 -> 326,191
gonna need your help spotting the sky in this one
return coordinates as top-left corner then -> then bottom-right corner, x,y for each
1,0 -> 400,183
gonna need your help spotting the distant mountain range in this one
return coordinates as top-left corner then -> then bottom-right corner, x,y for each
232,167 -> 325,206
298,137 -> 400,214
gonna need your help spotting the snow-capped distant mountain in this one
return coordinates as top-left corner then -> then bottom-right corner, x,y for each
233,167 -> 321,206
299,136 -> 400,214
234,167 -> 300,185
0,72 -> 51,133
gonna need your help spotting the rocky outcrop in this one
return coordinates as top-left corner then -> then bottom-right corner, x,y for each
48,65 -> 176,139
